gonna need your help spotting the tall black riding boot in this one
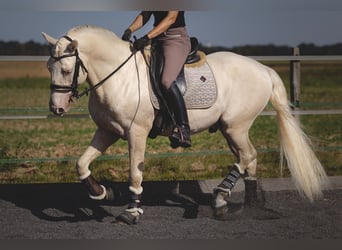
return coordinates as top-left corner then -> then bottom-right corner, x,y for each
165,82 -> 191,148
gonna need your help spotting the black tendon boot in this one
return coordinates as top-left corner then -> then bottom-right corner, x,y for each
165,83 -> 191,148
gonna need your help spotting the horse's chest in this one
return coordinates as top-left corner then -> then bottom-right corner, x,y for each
90,107 -> 126,138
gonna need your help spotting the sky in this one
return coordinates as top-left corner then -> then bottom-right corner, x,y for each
1,0 -> 342,47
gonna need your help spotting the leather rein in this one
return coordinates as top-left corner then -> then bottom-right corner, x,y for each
49,35 -> 136,100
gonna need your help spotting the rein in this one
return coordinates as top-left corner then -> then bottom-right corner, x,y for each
50,35 -> 136,100
77,51 -> 136,99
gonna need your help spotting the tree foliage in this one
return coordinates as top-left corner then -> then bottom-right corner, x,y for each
1,40 -> 342,56
0,40 -> 49,55
199,42 -> 342,56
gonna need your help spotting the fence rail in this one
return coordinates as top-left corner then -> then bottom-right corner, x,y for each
0,56 -> 49,61
1,146 -> 341,165
2,55 -> 342,62
0,109 -> 342,120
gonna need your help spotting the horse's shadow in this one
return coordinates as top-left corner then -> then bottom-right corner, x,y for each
0,183 -> 115,223
0,181 -> 213,222
0,181 -> 282,223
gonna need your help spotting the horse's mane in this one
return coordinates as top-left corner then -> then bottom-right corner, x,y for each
67,25 -> 118,39
53,25 -> 123,56
52,25 -> 121,57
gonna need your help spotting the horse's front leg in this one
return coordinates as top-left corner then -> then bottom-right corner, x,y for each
116,126 -> 148,225
77,128 -> 119,200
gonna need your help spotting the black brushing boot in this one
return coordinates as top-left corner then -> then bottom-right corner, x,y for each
165,82 -> 191,148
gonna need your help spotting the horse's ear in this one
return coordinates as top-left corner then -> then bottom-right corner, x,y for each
66,40 -> 78,53
42,32 -> 57,46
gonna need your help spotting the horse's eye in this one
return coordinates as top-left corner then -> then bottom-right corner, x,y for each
61,69 -> 72,76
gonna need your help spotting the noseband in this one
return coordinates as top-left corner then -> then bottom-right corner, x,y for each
49,35 -> 136,100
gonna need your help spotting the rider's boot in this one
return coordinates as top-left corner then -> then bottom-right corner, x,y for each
165,82 -> 191,148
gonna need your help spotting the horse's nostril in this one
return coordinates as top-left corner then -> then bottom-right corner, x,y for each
56,108 -> 65,115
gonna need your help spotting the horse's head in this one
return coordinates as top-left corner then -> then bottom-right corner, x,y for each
42,32 -> 88,116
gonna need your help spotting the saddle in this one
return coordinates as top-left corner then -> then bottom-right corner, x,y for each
146,37 -> 216,138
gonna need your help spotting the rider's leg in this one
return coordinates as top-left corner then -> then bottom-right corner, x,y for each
164,83 -> 191,148
159,28 -> 191,148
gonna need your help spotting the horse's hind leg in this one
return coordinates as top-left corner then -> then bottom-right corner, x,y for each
77,128 -> 119,200
213,126 -> 258,218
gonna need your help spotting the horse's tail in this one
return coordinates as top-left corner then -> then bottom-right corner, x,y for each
268,68 -> 329,202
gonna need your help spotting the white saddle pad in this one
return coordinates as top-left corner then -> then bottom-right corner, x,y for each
149,62 -> 217,110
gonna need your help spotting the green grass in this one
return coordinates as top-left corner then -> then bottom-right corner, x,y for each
0,77 -> 89,114
0,61 -> 341,183
0,114 -> 340,183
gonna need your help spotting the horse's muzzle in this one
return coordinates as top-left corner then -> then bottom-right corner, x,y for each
50,106 -> 65,116
49,93 -> 71,116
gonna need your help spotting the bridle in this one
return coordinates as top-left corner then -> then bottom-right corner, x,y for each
49,35 -> 136,100
49,36 -> 87,99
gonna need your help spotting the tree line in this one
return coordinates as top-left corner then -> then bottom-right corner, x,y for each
1,40 -> 342,56
199,43 -> 342,56
0,40 -> 49,55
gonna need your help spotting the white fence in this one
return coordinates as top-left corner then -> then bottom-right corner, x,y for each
2,55 -> 342,62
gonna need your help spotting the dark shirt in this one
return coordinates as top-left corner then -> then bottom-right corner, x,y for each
153,11 -> 186,28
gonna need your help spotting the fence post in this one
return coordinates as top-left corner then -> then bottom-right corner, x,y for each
290,47 -> 301,108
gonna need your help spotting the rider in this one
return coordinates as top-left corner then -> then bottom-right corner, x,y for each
122,11 -> 191,148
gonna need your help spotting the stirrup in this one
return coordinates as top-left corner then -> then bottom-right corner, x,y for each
169,125 -> 191,148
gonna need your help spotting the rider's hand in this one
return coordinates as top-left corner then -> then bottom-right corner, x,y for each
121,29 -> 132,41
133,35 -> 150,51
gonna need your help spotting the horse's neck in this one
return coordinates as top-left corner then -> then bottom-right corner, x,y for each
84,37 -> 148,104
84,37 -> 133,87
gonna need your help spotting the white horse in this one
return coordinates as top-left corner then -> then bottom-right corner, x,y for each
42,25 -> 328,224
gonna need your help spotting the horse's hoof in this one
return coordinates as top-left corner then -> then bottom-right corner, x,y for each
104,187 -> 115,201
212,205 -> 229,220
116,211 -> 140,225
